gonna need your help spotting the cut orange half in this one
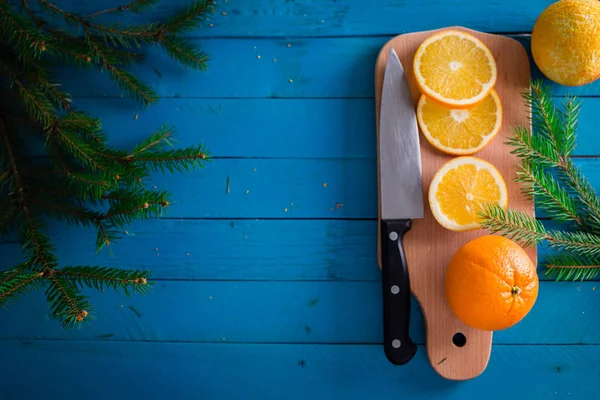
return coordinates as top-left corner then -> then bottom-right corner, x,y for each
413,30 -> 497,108
417,89 -> 503,155
429,157 -> 507,231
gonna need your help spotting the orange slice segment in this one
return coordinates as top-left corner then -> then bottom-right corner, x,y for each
416,89 -> 503,155
413,30 -> 497,108
429,156 -> 507,231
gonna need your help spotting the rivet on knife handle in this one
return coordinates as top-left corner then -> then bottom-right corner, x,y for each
381,219 -> 417,365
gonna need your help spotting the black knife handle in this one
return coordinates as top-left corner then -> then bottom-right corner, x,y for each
381,219 -> 417,365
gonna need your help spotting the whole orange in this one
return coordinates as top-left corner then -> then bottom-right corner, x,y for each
445,235 -> 538,331
531,0 -> 600,86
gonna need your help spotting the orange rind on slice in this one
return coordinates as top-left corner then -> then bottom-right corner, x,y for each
416,89 -> 502,155
413,30 -> 497,108
429,156 -> 507,231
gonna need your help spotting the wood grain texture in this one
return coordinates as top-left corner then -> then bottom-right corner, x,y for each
2,0 -> 600,395
0,281 -> 596,345
53,37 -> 600,99
0,220 -> 582,282
375,27 -> 534,380
38,0 -> 551,37
2,157 -> 588,219
50,97 -> 600,158
1,341 -> 598,400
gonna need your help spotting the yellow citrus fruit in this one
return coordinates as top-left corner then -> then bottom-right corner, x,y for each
428,156 -> 507,231
531,0 -> 600,86
416,89 -> 502,156
413,30 -> 497,108
446,235 -> 539,331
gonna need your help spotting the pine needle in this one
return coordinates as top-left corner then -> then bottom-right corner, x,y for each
479,79 -> 600,281
0,0 -> 215,328
545,254 -> 600,281
479,204 -> 547,248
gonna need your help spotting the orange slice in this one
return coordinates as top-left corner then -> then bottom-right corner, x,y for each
416,89 -> 502,155
413,30 -> 497,108
429,156 -> 507,231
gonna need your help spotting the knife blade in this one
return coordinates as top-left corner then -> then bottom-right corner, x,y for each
378,47 -> 424,366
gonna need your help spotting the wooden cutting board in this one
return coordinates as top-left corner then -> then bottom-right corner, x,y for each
375,27 -> 535,381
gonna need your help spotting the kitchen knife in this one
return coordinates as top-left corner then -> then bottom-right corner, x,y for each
378,47 -> 424,366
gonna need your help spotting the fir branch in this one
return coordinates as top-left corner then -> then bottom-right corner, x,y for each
515,162 -> 583,227
55,266 -> 152,296
45,273 -> 92,329
95,219 -> 118,254
560,158 -> 600,229
84,0 -> 159,19
100,187 -> 170,225
0,0 -> 213,328
545,254 -> 600,281
47,139 -> 114,200
480,205 -> 600,258
39,0 -> 159,45
0,262 -> 33,285
163,0 -> 216,33
506,125 -> 560,169
526,82 -> 567,158
130,145 -> 209,174
84,32 -> 158,105
0,118 -> 57,270
104,64 -> 158,106
0,2 -> 49,59
545,230 -> 600,258
0,271 -> 44,307
504,81 -> 600,231
50,120 -> 115,174
127,124 -> 173,156
559,96 -> 580,158
29,197 -> 104,229
58,110 -> 106,145
162,36 -> 209,70
35,0 -> 82,27
479,204 -> 547,247
17,5 -> 92,66
0,55 -> 57,129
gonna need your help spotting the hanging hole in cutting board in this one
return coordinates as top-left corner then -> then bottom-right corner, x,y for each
452,332 -> 466,347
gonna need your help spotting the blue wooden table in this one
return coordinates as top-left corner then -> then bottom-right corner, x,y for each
1,1 -> 600,398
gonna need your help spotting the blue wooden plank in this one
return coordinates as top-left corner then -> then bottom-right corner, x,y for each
52,37 -> 600,99
145,158 -> 600,218
77,98 -> 378,159
0,219 -> 585,281
0,219 -> 383,281
60,97 -> 600,159
0,341 -> 598,399
39,0 -> 552,37
56,37 -> 384,99
148,158 -> 377,218
0,280 -> 596,344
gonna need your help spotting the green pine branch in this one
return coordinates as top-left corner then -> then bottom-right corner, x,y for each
0,2 -> 49,59
0,0 -> 216,328
83,0 -> 160,19
480,205 -> 600,259
0,270 -> 44,308
479,80 -> 600,280
479,205 -> 547,248
515,162 -> 583,227
545,254 -> 600,281
45,273 -> 92,329
55,266 -> 153,296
